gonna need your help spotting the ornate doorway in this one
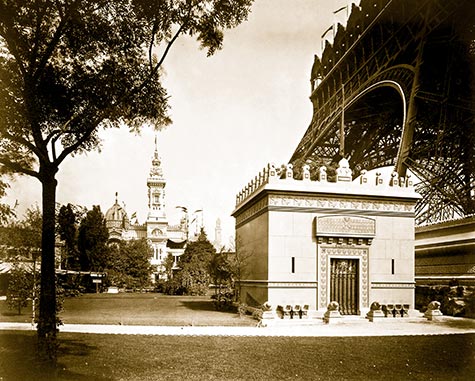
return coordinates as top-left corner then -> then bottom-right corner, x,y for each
330,258 -> 359,315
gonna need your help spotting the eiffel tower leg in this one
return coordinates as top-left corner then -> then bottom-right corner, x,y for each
396,35 -> 425,177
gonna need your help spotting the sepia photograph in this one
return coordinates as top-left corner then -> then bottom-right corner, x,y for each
1,0 -> 474,379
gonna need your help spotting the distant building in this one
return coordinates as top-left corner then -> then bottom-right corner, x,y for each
104,137 -> 186,281
415,215 -> 475,285
213,218 -> 222,251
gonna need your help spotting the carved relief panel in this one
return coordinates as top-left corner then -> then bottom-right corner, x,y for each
316,215 -> 373,312
316,215 -> 376,237
319,246 -> 369,310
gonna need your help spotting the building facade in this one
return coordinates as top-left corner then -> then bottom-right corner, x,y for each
232,160 -> 420,317
415,216 -> 475,286
105,138 -> 186,280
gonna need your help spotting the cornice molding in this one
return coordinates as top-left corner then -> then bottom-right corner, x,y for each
235,193 -> 416,227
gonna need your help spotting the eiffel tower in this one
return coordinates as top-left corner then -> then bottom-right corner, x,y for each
289,0 -> 474,224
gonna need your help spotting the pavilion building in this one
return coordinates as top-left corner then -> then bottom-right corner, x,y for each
232,159 -> 420,317
105,138 -> 186,281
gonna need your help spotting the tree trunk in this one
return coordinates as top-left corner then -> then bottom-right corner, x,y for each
37,167 -> 58,362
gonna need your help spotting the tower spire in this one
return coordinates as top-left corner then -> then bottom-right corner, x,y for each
147,134 -> 166,219
149,135 -> 163,179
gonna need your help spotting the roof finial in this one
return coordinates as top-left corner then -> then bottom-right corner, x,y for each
153,134 -> 160,160
115,192 -> 118,204
149,134 -> 163,178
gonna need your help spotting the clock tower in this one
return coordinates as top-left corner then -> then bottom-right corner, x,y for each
147,136 -> 168,274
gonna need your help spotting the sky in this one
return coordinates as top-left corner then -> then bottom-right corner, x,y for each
5,0 -> 353,247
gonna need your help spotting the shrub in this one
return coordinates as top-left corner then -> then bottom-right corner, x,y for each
187,283 -> 208,296
212,290 -> 235,311
162,278 -> 186,295
7,264 -> 34,315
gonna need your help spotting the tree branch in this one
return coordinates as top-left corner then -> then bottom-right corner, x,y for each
44,129 -> 62,145
29,0 -> 49,74
33,3 -> 193,168
132,5 -> 195,99
31,0 -> 92,81
32,14 -> 68,81
54,121 -> 99,166
154,19 -> 188,76
0,22 -> 27,78
0,158 -> 40,179
51,137 -> 57,162
148,20 -> 158,72
1,130 -> 45,161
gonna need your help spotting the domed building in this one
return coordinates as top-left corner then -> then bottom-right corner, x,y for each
104,137 -> 187,281
105,195 -> 131,242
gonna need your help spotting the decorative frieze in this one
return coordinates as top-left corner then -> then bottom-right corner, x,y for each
269,195 -> 414,213
317,236 -> 373,245
371,282 -> 415,289
316,216 -> 376,237
235,192 -> 415,227
269,281 -> 317,288
239,280 -> 318,289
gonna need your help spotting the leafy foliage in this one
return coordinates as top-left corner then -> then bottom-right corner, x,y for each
0,205 -> 42,260
57,203 -> 80,269
0,0 -> 254,179
0,0 -> 253,360
209,251 -> 233,291
160,252 -> 176,280
77,206 -> 109,271
107,239 -> 154,290
162,231 -> 249,300
171,229 -> 216,295
0,180 -> 14,224
7,260 -> 35,315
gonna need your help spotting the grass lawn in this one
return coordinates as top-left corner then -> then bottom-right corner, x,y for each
0,293 -> 256,326
0,331 -> 474,380
1,293 -> 474,380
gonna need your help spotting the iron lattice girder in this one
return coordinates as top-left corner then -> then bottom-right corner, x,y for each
290,0 -> 474,222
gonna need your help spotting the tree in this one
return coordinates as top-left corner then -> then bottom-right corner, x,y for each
1,206 -> 42,317
7,259 -> 35,315
77,206 -> 109,272
0,206 -> 42,318
57,203 -> 79,269
0,0 -> 253,360
160,252 -> 185,295
161,252 -> 176,280
229,236 -> 252,303
107,238 -> 154,290
208,250 -> 235,310
0,205 -> 42,260
209,250 -> 233,294
0,180 -> 13,225
173,228 -> 216,295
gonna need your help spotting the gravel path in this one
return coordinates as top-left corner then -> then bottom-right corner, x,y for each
2,316 -> 475,336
